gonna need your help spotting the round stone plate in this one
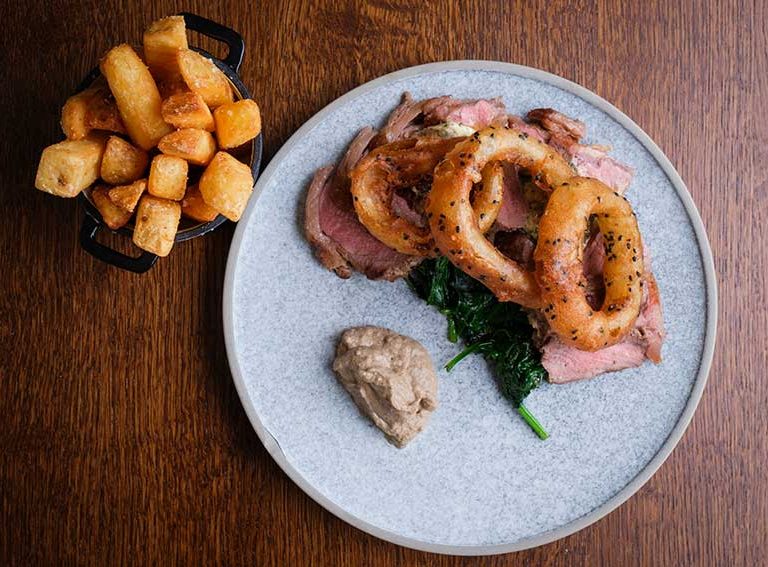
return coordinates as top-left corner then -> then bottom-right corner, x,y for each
223,61 -> 716,555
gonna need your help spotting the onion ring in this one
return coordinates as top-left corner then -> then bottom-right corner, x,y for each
350,137 -> 461,255
534,177 -> 644,350
350,137 -> 506,255
426,126 -> 574,307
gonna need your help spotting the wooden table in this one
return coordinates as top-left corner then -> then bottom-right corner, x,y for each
2,1 -> 765,564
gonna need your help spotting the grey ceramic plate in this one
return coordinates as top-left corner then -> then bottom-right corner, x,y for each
223,61 -> 716,555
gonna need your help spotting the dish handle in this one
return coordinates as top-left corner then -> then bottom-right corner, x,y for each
180,12 -> 245,72
79,215 -> 158,273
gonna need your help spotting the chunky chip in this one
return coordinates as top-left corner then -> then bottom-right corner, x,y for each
199,151 -> 253,221
148,154 -> 188,200
100,44 -> 173,150
161,92 -> 215,131
181,184 -> 219,223
177,49 -> 233,108
157,128 -> 216,166
100,136 -> 149,185
213,99 -> 262,148
61,86 -> 126,140
35,137 -> 107,197
92,185 -> 133,229
143,16 -> 188,84
108,179 -> 146,213
132,195 -> 181,256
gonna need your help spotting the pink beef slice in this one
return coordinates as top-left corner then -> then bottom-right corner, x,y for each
373,93 -> 446,146
493,164 -> 529,230
304,166 -> 352,278
541,339 -> 648,384
525,108 -> 587,142
583,231 -> 607,309
526,107 -> 636,193
569,144 -> 636,193
507,115 -> 549,142
375,93 -> 507,146
635,273 -> 665,363
303,128 -> 422,281
391,191 -> 426,228
422,97 -> 508,129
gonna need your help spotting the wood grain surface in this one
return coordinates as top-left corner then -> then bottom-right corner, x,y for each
1,1 -> 765,565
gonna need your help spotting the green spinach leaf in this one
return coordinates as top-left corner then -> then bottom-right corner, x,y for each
407,257 -> 549,439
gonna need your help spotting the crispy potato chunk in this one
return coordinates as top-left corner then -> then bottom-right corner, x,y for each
177,49 -> 233,108
199,151 -> 253,221
148,155 -> 188,200
100,44 -> 173,150
157,128 -> 216,165
92,185 -> 132,229
213,99 -> 262,149
161,92 -> 214,131
100,136 -> 149,184
61,90 -> 92,140
132,195 -> 181,256
86,88 -> 128,134
181,184 -> 219,223
61,86 -> 127,140
35,137 -> 106,197
108,178 -> 146,212
143,16 -> 188,84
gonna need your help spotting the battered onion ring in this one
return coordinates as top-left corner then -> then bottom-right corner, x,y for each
534,177 -> 644,350
350,137 -> 461,255
426,126 -> 574,307
350,137 -> 505,255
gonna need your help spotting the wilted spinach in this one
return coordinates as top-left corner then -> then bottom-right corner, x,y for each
407,257 -> 549,439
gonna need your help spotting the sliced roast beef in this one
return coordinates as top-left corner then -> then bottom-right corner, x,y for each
541,338 -> 647,384
303,127 -> 422,281
422,96 -> 508,129
492,164 -> 529,230
635,273 -> 664,363
374,93 -> 508,148
583,231 -> 607,309
526,107 -> 635,192
391,189 -> 426,228
568,144 -> 635,193
526,108 -> 586,147
507,115 -> 549,142
337,126 -> 378,179
374,93 -> 445,146
304,166 -> 352,278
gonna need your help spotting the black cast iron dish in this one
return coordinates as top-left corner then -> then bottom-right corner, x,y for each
78,12 -> 263,273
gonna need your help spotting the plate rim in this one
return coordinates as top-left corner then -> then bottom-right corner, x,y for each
222,60 -> 718,555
